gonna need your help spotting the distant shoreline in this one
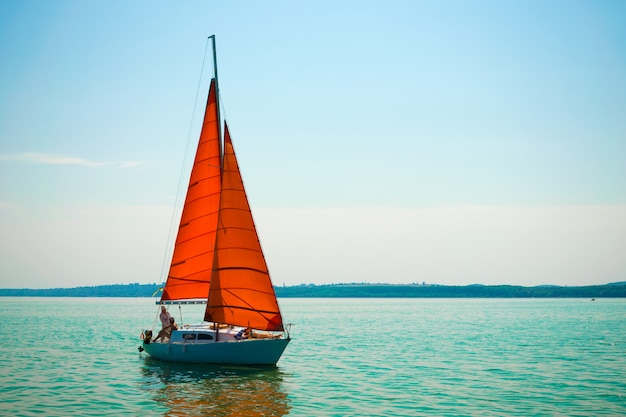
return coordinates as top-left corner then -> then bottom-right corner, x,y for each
0,282 -> 625,298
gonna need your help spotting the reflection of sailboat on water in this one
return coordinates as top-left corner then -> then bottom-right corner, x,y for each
140,359 -> 290,416
140,35 -> 290,365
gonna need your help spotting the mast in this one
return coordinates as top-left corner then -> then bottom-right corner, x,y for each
209,35 -> 223,158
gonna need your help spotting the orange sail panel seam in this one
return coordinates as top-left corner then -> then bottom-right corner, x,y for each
207,305 -> 281,315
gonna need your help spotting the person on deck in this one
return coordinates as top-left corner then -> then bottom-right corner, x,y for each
235,327 -> 251,340
159,305 -> 171,329
154,317 -> 179,343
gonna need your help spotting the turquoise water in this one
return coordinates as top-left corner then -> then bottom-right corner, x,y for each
1,297 -> 625,416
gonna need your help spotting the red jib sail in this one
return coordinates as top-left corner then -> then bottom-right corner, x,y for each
161,79 -> 221,301
204,123 -> 284,331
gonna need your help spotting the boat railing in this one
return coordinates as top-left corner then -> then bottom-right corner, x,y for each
283,323 -> 293,339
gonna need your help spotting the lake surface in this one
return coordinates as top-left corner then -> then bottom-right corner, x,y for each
1,297 -> 625,416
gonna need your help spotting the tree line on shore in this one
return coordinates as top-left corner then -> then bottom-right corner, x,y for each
1,282 -> 625,298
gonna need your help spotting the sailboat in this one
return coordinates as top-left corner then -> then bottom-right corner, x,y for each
140,36 -> 290,365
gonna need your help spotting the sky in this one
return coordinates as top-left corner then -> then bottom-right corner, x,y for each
1,0 -> 625,289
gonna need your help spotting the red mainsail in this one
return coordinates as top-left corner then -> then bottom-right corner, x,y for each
161,79 -> 221,301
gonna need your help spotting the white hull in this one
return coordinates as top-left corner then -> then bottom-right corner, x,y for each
142,328 -> 290,365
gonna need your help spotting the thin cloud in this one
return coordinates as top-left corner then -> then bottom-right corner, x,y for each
0,153 -> 144,168
119,160 -> 147,168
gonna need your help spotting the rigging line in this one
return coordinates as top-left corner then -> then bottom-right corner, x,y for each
218,90 -> 229,129
158,38 -> 213,286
